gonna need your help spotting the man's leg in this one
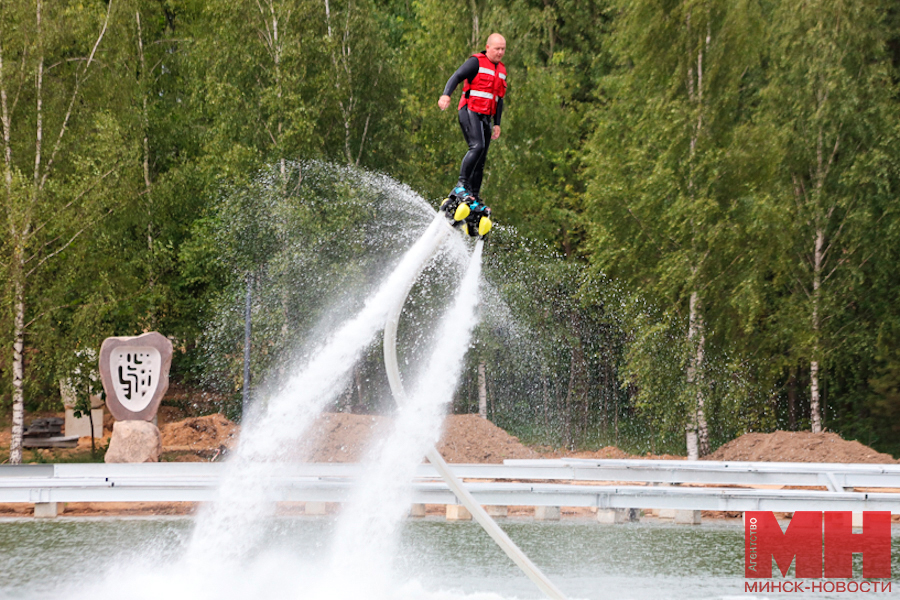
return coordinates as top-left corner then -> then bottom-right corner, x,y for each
456,107 -> 488,192
468,115 -> 493,198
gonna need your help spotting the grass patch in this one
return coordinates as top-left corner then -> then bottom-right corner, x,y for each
0,444 -> 108,464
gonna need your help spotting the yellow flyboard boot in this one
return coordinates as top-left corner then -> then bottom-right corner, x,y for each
462,202 -> 492,238
478,215 -> 493,236
440,185 -> 472,223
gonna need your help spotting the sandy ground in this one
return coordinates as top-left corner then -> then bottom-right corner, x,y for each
259,412 -> 541,463
5,409 -> 898,464
161,413 -> 239,453
703,430 -> 898,464
155,412 -> 899,465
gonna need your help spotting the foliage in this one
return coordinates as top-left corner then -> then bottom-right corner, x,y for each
56,349 -> 103,419
2,0 -> 900,459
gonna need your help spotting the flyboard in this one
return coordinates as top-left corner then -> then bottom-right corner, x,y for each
382,213 -> 568,600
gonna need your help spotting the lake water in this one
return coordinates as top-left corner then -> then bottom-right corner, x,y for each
0,516 -> 896,600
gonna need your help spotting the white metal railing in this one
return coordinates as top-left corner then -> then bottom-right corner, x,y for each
29,457 -> 900,490
500,458 -> 900,492
0,460 -> 898,512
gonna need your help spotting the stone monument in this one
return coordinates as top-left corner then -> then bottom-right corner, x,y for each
99,332 -> 172,463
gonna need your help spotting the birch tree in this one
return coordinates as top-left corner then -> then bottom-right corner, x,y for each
1,0 -> 121,463
320,0 -> 398,168
585,0 -> 763,457
189,0 -> 318,184
762,0 -> 897,433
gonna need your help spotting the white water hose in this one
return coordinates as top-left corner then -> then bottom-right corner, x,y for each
383,220 -> 568,600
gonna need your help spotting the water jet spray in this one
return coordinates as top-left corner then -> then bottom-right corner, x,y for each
383,224 -> 568,600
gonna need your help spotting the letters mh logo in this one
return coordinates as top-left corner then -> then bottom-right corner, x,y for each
745,511 -> 892,579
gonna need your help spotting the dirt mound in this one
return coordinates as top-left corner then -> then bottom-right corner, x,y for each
704,431 -> 897,464
284,413 -> 540,463
298,413 -> 390,462
76,433 -> 111,450
156,412 -> 537,464
157,405 -> 188,428
436,414 -> 539,463
298,413 -> 538,463
160,414 -> 239,450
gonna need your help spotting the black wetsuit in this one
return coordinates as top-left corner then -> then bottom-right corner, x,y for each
443,53 -> 504,198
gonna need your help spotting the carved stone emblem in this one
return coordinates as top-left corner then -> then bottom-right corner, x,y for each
99,332 -> 172,421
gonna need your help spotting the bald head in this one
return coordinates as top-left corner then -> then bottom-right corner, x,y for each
485,33 -> 506,64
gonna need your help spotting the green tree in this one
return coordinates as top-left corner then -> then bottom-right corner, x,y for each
320,0 -> 403,168
0,0 -> 137,463
584,0 -> 765,456
759,0 -> 899,433
185,0 -> 320,188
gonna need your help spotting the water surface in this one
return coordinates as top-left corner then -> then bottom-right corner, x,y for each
1,516 -> 896,600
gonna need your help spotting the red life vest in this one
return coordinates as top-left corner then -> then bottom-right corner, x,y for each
458,52 -> 507,116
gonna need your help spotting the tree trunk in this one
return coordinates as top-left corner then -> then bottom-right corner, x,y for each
33,0 -> 43,194
469,0 -> 479,49
354,364 -> 365,413
806,72 -> 834,433
242,274 -> 253,416
10,275 -> 26,464
686,290 -> 708,459
87,408 -> 96,454
541,363 -> 550,430
810,227 -> 824,433
136,11 -> 154,244
488,372 -> 495,420
270,1 -> 286,183
684,13 -> 710,459
563,358 -> 575,449
693,293 -> 710,455
0,31 -> 12,194
1,11 -> 17,464
787,368 -> 797,430
136,10 -> 158,328
477,362 -> 487,418
10,0 -> 45,465
807,129 -> 821,432
685,426 -> 699,461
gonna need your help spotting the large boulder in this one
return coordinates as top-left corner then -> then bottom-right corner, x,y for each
105,420 -> 162,463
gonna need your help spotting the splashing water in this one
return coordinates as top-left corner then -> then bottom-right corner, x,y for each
172,213 -> 498,600
325,241 -> 485,597
9,165 -> 559,600
55,231 -> 508,600
170,224 -> 497,600
185,215 -> 451,568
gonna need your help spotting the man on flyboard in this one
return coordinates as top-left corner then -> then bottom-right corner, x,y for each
437,33 -> 506,238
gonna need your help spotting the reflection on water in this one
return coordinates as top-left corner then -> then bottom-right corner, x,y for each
0,517 -> 897,600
